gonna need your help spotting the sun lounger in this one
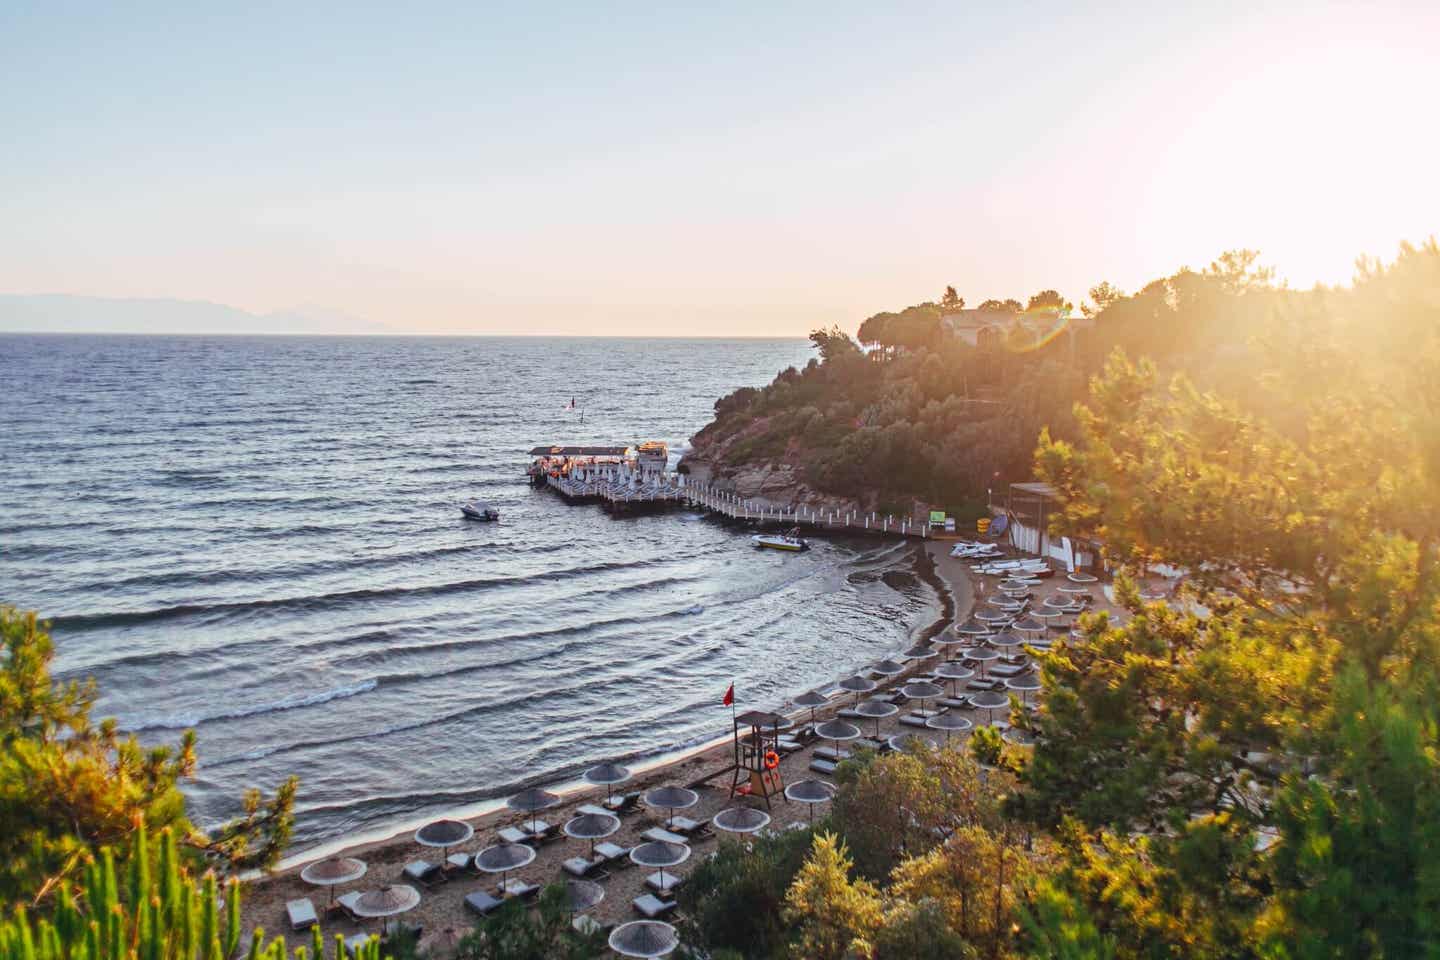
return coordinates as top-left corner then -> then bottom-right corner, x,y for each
813,746 -> 851,762
668,815 -> 702,834
856,736 -> 887,753
402,860 -> 443,887
641,827 -> 687,845
562,856 -> 609,880
498,877 -> 539,900
497,826 -> 530,845
809,758 -> 837,776
444,852 -> 472,874
594,841 -> 632,864
577,803 -> 614,818
286,898 -> 318,932
938,697 -> 970,710
464,890 -> 505,917
604,792 -> 642,814
645,872 -> 682,895
899,714 -> 931,728
633,894 -> 678,919
776,737 -> 804,754
572,914 -> 612,937
522,821 -> 556,842
335,891 -> 363,921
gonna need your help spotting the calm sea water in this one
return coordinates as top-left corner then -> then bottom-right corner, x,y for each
0,334 -> 937,852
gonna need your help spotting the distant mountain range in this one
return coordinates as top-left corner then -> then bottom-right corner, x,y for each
0,294 -> 395,335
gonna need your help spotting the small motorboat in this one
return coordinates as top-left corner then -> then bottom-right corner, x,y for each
460,501 -> 499,521
752,530 -> 808,552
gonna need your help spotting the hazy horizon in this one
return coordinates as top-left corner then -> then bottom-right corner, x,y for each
4,3 -> 1437,336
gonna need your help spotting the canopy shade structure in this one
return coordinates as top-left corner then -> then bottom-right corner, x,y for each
564,812 -> 621,857
507,788 -> 560,834
785,779 -> 836,823
850,698 -> 898,737
300,857 -> 367,905
563,878 -> 605,913
644,787 -> 699,829
1006,675 -> 1044,704
926,712 -> 974,740
888,733 -> 934,753
583,762 -> 633,802
975,610 -> 1012,623
814,719 -> 861,743
970,689 -> 1010,725
351,885 -> 421,919
474,842 -> 536,891
609,920 -> 680,958
712,806 -> 771,835
629,840 -> 691,895
1012,618 -> 1047,633
1057,584 -> 1090,595
901,645 -> 938,660
792,690 -> 829,725
871,659 -> 905,676
1067,573 -> 1098,583
955,621 -> 993,637
414,819 -> 473,854
838,675 -> 877,704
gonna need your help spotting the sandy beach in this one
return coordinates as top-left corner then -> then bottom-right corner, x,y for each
239,539 -> 1064,948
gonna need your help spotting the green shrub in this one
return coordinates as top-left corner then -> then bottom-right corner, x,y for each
676,827 -> 817,959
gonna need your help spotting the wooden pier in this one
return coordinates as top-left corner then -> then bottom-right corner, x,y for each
529,442 -> 929,538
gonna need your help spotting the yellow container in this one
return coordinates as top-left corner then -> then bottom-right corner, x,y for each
977,517 -> 991,534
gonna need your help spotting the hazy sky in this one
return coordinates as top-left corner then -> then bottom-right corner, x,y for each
3,2 -> 1437,336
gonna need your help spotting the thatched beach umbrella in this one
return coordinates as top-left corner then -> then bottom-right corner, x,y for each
414,819 -> 473,861
299,857 -> 367,906
629,841 -> 691,894
351,885 -> 421,920
871,659 -> 905,677
1058,583 -> 1090,595
955,621 -> 992,638
966,645 -> 1000,676
1004,727 -> 1039,746
975,609 -> 1011,623
584,762 -> 632,803
970,689 -> 1010,726
643,786 -> 699,829
474,843 -> 537,894
888,732 -> 933,753
563,878 -> 605,916
564,812 -> 620,858
712,806 -> 771,835
1012,617 -> 1046,634
933,660 -> 974,698
1067,572 -> 1098,583
903,680 -> 944,716
785,779 -> 836,822
792,690 -> 829,727
1006,674 -> 1044,705
902,644 -> 938,661
926,712 -> 974,742
609,920 -> 680,958
988,631 -> 1024,651
814,718 -> 861,759
507,787 -> 561,835
1043,595 -> 1075,609
838,675 -> 877,705
850,699 -> 898,737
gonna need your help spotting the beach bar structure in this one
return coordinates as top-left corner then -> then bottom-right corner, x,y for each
1001,481 -> 1096,572
728,709 -> 789,808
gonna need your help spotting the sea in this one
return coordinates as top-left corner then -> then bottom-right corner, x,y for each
0,334 -> 941,855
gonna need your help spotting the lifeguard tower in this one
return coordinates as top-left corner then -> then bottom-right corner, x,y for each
729,709 -> 788,808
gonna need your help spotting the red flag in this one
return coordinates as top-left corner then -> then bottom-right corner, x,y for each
722,682 -> 734,707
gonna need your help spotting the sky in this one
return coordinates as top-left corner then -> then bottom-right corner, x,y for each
2,2 -> 1437,336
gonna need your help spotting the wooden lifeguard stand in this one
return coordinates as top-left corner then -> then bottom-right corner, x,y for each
729,709 -> 788,808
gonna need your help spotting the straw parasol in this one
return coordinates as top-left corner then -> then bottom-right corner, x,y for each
955,621 -> 992,637
1012,617 -> 1047,634
563,878 -> 605,915
507,787 -> 560,835
609,920 -> 679,958
988,631 -> 1024,651
643,786 -> 699,829
629,841 -> 691,894
792,690 -> 829,727
351,885 -> 420,920
474,843 -> 536,893
888,732 -> 933,753
837,675 -> 877,705
1004,727 -> 1039,746
1057,583 -> 1090,595
1067,572 -> 1098,583
563,812 -> 620,858
966,645 -> 1000,676
414,819 -> 472,861
814,718 -> 861,759
785,779 -> 836,822
903,680 -> 944,716
926,712 -> 974,742
933,660 -> 975,697
902,644 -> 938,660
1006,674 -> 1044,705
871,659 -> 905,677
970,689 -> 1010,725
975,609 -> 1011,623
712,806 -> 771,835
583,763 -> 632,803
300,857 -> 367,906
850,699 -> 898,737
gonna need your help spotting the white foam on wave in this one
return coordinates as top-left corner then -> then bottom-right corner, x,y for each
128,678 -> 379,732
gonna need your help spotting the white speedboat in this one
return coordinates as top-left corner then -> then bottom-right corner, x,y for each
752,532 -> 808,552
460,501 -> 499,521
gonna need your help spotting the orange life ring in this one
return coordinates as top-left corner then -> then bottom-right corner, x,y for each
763,750 -> 780,770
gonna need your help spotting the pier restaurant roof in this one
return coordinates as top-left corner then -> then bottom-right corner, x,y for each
528,445 -> 630,457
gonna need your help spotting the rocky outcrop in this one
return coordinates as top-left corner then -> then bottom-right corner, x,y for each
680,452 -> 864,516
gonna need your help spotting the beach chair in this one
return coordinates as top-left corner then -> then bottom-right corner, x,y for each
645,872 -> 682,895
641,826 -> 687,845
444,851 -> 473,875
668,815 -> 702,834
633,894 -> 678,919
604,792 -> 642,815
938,696 -> 970,710
776,736 -> 804,754
856,736 -> 888,753
809,758 -> 837,776
562,856 -> 609,880
498,877 -> 539,900
286,898 -> 318,932
899,714 -> 930,729
464,891 -> 504,918
813,746 -> 851,763
594,841 -> 632,867
497,826 -> 530,845
335,891 -> 363,922
576,803 -> 613,819
401,860 -> 443,887
521,820 -> 555,841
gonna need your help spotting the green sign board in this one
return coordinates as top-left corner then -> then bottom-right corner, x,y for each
929,510 -> 946,523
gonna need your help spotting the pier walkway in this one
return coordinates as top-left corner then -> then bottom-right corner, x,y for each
543,472 -> 928,539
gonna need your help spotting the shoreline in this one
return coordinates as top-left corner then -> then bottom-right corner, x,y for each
243,537 -> 973,939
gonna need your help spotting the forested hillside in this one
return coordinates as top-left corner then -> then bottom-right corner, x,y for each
685,250 -> 1292,515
